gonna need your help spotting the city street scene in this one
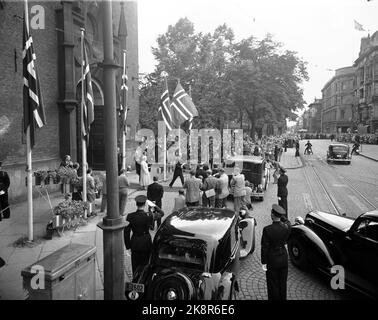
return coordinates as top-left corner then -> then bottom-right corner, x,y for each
0,0 -> 378,303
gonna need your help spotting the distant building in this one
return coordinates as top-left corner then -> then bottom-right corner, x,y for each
353,31 -> 378,134
321,66 -> 355,134
307,98 -> 322,133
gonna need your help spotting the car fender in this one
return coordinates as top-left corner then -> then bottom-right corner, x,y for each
290,224 -> 335,268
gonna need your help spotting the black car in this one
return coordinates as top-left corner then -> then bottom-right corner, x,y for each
326,143 -> 351,164
125,207 -> 252,300
288,210 -> 378,298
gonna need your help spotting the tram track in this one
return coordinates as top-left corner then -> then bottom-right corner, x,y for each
302,155 -> 377,216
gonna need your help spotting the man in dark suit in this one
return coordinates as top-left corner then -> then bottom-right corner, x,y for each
261,204 -> 291,300
147,176 -> 164,227
169,157 -> 185,188
277,167 -> 288,218
124,195 -> 153,278
0,162 -> 10,220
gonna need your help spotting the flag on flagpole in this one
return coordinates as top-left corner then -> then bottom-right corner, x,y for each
354,20 -> 365,31
170,82 -> 198,128
120,52 -> 128,134
158,83 -> 173,131
23,11 -> 46,148
81,41 -> 94,143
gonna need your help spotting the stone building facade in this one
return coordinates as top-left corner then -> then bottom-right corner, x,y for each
321,66 -> 355,134
353,31 -> 378,134
0,0 -> 139,201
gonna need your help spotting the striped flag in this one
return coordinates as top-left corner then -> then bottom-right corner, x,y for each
170,82 -> 198,128
354,20 -> 365,31
23,11 -> 46,148
120,53 -> 128,133
158,84 -> 173,131
81,40 -> 94,143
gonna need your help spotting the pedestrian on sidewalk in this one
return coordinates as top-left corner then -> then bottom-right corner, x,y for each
173,189 -> 186,212
86,168 -> 96,216
261,204 -> 291,300
295,140 -> 300,157
134,142 -> 144,177
0,162 -> 10,220
147,176 -> 164,210
124,195 -> 153,278
169,156 -> 185,188
277,167 -> 288,218
215,168 -> 229,208
184,170 -> 202,207
230,167 -> 246,213
201,169 -> 218,207
118,169 -> 130,216
139,155 -> 151,190
100,172 -> 107,213
274,145 -> 279,161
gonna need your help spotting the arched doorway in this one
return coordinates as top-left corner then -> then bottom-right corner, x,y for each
77,77 -> 105,170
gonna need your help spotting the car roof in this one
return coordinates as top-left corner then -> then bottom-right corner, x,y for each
225,156 -> 264,164
161,207 -> 237,242
329,143 -> 349,147
361,210 -> 378,219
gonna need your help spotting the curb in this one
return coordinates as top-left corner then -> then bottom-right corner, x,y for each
358,153 -> 378,162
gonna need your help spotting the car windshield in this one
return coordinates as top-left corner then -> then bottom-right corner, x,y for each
225,161 -> 262,173
157,243 -> 206,271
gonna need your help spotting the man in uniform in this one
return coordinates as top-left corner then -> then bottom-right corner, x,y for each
261,204 -> 291,300
277,167 -> 288,218
124,195 -> 153,278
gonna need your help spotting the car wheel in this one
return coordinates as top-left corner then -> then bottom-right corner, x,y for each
288,237 -> 309,270
149,272 -> 195,300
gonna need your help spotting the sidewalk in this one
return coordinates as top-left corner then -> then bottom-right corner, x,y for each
0,169 -> 182,300
358,143 -> 378,162
278,146 -> 303,170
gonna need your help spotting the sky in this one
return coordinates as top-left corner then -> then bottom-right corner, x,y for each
137,0 -> 378,116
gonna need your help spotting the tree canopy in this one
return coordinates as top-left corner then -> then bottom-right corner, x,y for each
139,17 -> 308,136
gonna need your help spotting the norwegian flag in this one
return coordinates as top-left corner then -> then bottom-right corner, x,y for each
23,9 -> 46,148
81,40 -> 94,143
170,82 -> 198,128
120,51 -> 128,133
158,83 -> 173,131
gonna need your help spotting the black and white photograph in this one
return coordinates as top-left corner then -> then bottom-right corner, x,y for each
0,0 -> 377,304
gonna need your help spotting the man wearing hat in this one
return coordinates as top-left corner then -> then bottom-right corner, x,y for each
261,204 -> 291,300
277,167 -> 288,218
123,195 -> 153,278
0,162 -> 10,220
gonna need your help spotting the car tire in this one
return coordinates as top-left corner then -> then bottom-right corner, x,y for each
288,237 -> 310,270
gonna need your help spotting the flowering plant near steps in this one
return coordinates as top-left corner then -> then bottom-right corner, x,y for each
53,199 -> 89,221
57,166 -> 78,183
33,170 -> 49,180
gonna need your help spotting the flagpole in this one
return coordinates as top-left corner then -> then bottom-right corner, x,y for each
81,28 -> 88,218
24,0 -> 34,242
122,50 -> 127,171
163,75 -> 169,181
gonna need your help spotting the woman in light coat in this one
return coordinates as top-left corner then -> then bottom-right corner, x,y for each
139,155 -> 151,190
230,167 -> 246,213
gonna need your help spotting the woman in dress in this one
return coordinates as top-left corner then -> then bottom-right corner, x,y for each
139,155 -> 150,190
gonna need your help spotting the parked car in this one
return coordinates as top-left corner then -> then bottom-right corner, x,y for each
326,143 -> 351,164
288,210 -> 378,298
224,156 -> 268,201
125,207 -> 256,300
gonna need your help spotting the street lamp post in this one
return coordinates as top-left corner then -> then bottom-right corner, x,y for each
97,0 -> 126,300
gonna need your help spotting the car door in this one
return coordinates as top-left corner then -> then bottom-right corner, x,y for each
344,217 -> 378,288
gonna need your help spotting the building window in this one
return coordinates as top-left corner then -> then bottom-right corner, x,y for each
340,109 -> 345,120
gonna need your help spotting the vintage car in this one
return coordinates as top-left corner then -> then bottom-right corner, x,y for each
326,143 -> 351,164
288,210 -> 378,298
125,207 -> 256,300
224,156 -> 268,201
